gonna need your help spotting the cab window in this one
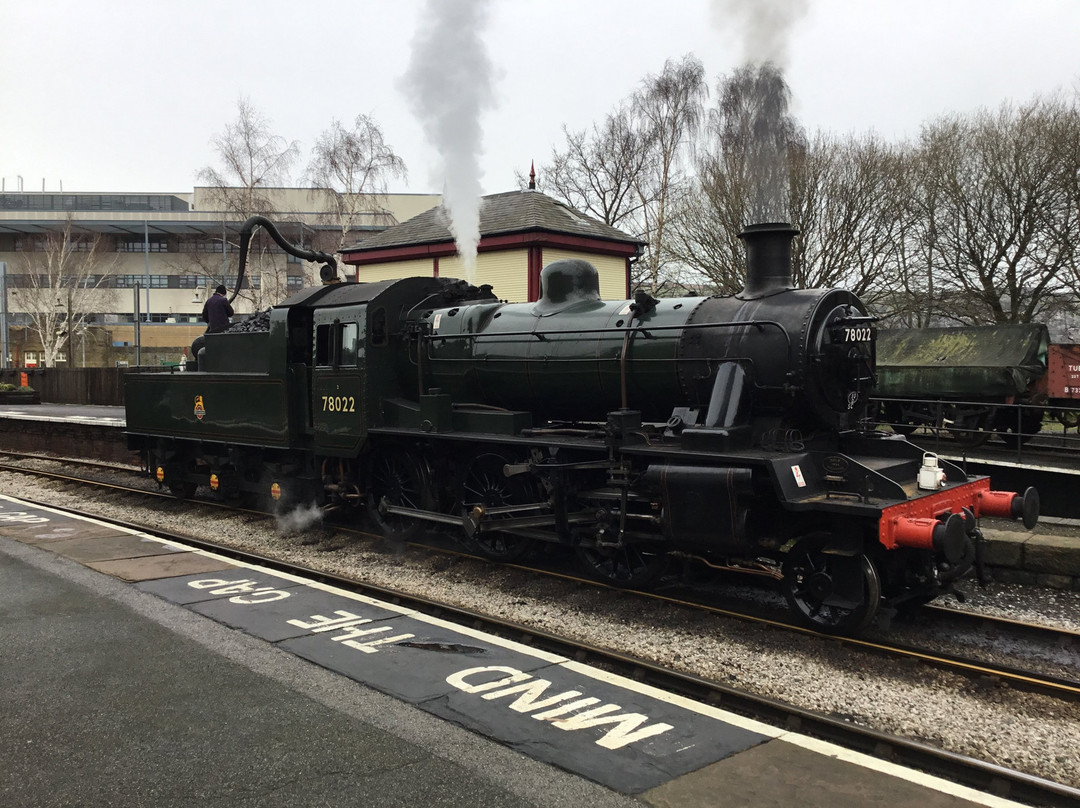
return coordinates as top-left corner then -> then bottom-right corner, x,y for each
314,321 -> 359,367
315,323 -> 332,366
340,323 -> 358,366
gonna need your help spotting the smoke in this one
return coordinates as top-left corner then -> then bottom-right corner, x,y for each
276,502 -> 324,534
401,0 -> 497,275
709,0 -> 810,68
710,0 -> 809,224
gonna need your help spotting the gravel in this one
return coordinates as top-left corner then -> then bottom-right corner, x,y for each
3,465 -> 1079,791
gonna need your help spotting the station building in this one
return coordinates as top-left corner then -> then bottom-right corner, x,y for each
0,188 -> 440,367
341,188 -> 644,302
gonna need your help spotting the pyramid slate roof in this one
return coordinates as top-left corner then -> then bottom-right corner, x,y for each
342,190 -> 643,254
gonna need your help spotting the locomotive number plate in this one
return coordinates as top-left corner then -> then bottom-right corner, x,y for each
321,395 -> 356,412
839,326 -> 873,343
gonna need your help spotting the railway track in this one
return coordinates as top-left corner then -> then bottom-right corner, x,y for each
5,489 -> 1079,808
2,452 -> 1077,699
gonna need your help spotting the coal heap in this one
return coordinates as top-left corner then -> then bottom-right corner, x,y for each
226,309 -> 272,333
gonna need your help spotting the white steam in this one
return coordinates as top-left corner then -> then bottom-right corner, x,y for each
401,0 -> 497,275
275,502 -> 324,534
710,0 -> 810,67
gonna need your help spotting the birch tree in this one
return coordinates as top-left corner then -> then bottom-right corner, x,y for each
307,114 -> 407,251
18,219 -> 116,366
198,99 -> 301,307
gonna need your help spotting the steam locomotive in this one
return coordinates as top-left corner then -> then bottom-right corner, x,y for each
124,217 -> 1039,633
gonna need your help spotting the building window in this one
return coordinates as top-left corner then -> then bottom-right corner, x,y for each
117,237 -> 168,253
287,276 -> 305,290
113,274 -> 169,288
178,238 -> 236,253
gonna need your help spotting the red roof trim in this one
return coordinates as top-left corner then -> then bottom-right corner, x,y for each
342,230 -> 641,265
345,242 -> 458,265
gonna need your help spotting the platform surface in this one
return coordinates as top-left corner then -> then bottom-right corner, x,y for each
0,495 -> 1039,807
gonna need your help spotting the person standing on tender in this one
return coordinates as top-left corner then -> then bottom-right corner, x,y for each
190,285 -> 234,366
202,285 -> 234,333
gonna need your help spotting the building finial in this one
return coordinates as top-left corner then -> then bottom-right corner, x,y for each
528,160 -> 536,190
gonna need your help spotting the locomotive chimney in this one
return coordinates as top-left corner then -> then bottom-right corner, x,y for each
739,222 -> 798,299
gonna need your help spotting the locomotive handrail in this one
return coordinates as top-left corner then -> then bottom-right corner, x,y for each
234,215 -> 339,304
420,319 -> 793,351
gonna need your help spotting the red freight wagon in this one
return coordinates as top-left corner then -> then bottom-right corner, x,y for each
1044,344 -> 1080,401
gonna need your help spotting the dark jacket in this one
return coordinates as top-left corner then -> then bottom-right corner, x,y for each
201,292 -> 234,333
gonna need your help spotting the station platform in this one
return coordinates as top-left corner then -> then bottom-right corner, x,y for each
0,494 -> 1034,807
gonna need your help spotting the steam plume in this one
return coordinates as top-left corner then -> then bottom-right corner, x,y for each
710,0 -> 809,223
401,0 -> 497,274
710,0 -> 810,68
276,502 -> 324,534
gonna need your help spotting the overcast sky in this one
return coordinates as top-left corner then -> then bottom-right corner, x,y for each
2,0 -> 1078,197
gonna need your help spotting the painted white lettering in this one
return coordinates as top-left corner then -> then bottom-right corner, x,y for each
200,580 -> 264,594
188,578 -> 247,589
229,588 -> 291,604
530,697 -> 603,719
446,665 -> 676,749
481,679 -> 585,713
185,578 -> 291,602
331,623 -> 415,653
288,610 -> 372,633
550,704 -> 675,750
445,666 -> 532,693
0,511 -> 50,523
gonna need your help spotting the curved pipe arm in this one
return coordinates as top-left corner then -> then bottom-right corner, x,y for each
234,215 -> 339,303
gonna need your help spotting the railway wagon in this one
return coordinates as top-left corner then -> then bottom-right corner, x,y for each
124,217 -> 1038,633
875,324 -> 1080,447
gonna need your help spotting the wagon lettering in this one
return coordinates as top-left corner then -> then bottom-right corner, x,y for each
446,665 -> 674,749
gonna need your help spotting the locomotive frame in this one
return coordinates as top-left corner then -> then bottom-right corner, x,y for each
124,217 -> 1039,634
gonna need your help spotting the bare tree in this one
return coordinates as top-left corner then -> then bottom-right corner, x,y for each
541,105 -> 653,230
667,63 -> 803,292
306,114 -> 407,251
198,98 -> 299,216
17,219 -> 117,367
916,96 -> 1080,325
533,56 -> 705,295
198,99 -> 301,308
791,131 -> 909,299
631,55 -> 708,293
711,62 -> 802,224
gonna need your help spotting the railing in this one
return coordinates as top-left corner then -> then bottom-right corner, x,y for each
870,396 -> 1080,463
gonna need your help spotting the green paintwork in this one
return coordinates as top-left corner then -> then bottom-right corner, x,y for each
421,297 -> 693,421
124,373 -> 290,446
876,324 -> 1049,397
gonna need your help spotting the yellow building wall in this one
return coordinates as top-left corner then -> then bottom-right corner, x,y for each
353,258 -> 436,283
540,249 -> 629,301
350,247 -> 629,304
441,252 -> 529,302
352,250 -> 533,302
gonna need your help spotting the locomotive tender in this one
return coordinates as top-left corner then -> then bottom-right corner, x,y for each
124,217 -> 1039,632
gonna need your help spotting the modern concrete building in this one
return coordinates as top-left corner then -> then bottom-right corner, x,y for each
0,188 -> 441,367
